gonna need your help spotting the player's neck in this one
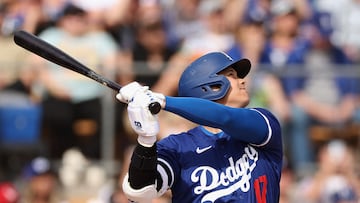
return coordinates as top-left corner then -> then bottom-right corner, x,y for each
202,126 -> 222,134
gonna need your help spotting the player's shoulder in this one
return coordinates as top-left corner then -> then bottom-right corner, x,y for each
249,107 -> 277,119
249,107 -> 281,128
249,107 -> 272,114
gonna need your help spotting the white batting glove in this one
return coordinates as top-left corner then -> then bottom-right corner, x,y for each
116,81 -> 166,108
116,81 -> 149,103
127,93 -> 160,147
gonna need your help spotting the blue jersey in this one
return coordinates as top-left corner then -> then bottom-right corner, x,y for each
156,97 -> 283,203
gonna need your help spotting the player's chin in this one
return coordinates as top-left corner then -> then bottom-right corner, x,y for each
241,98 -> 250,107
239,93 -> 250,107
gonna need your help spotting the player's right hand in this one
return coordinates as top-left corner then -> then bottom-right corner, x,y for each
116,81 -> 148,103
116,81 -> 165,108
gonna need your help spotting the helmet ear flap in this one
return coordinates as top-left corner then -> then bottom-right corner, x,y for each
180,74 -> 230,100
206,74 -> 230,93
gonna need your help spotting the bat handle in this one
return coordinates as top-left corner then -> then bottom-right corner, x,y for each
149,102 -> 161,115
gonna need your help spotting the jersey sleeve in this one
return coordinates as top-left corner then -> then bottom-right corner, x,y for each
250,108 -> 283,156
153,135 -> 183,195
164,96 -> 277,145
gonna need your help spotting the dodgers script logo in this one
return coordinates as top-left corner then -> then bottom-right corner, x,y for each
191,145 -> 259,203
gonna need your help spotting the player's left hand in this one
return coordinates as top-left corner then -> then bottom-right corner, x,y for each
127,91 -> 160,147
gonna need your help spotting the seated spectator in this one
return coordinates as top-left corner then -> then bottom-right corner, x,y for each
161,0 -> 204,50
293,139 -> 360,202
126,1 -> 178,89
178,0 -> 235,60
112,0 -> 186,163
281,5 -> 359,177
259,0 -> 314,176
0,4 -> 29,89
314,0 -> 360,63
31,3 -> 119,159
2,57 -> 41,103
19,157 -> 66,203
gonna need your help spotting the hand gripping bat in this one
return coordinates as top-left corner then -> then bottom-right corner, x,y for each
13,30 -> 161,114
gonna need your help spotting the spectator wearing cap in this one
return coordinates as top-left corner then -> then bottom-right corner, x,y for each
20,157 -> 67,203
293,140 -> 360,203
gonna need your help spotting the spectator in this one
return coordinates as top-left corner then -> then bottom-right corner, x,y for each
0,0 -> 44,35
69,0 -> 130,31
227,19 -> 266,65
113,0 -> 176,158
297,10 -> 359,129
2,56 -> 42,103
178,0 -> 235,60
222,0 -> 312,36
152,0 -> 240,101
19,156 -> 66,203
222,0 -> 272,33
227,19 -> 291,126
114,4 -> 195,202
58,148 -> 114,202
105,0 -> 139,52
119,0 -> 194,137
35,0 -> 70,35
0,3 -> 29,89
293,139 -> 360,202
162,0 -> 204,50
259,0 -> 314,176
279,158 -> 296,203
276,1 -> 359,177
31,3 -> 119,159
127,1 -> 178,89
314,0 -> 360,63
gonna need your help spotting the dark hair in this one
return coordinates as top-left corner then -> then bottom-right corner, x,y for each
61,4 -> 86,17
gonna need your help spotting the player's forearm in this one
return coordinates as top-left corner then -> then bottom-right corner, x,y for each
164,96 -> 268,144
123,142 -> 171,202
128,142 -> 157,189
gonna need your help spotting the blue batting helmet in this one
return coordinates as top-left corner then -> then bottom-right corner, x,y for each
178,52 -> 251,100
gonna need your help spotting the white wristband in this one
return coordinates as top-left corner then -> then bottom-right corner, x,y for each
137,136 -> 157,148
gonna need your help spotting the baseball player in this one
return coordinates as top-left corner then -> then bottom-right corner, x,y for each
116,52 -> 283,203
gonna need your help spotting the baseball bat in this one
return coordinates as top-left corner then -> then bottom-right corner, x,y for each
13,30 -> 161,114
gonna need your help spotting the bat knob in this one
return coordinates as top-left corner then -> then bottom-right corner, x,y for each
149,102 -> 161,114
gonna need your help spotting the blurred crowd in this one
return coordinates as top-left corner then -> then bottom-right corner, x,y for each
0,0 -> 359,202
